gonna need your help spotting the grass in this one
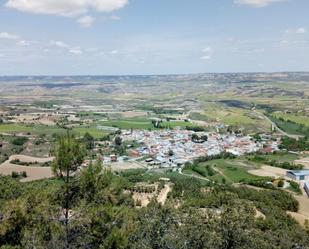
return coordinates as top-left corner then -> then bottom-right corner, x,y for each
102,119 -> 154,129
201,102 -> 270,133
101,118 -> 194,130
252,153 -> 299,163
273,112 -> 309,127
0,124 -> 65,135
0,123 -> 108,139
201,159 -> 270,183
73,127 -> 107,139
268,115 -> 308,135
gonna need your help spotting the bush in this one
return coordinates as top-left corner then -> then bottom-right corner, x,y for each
12,137 -> 28,146
11,171 -> 19,178
289,181 -> 302,194
277,180 -> 284,188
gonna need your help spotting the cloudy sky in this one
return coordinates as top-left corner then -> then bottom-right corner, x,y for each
0,0 -> 308,75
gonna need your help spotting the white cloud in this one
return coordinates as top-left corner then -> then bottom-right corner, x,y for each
202,47 -> 212,53
296,28 -> 307,34
16,40 -> 37,46
49,40 -> 69,48
69,47 -> 83,55
0,32 -> 19,40
201,46 -> 213,60
5,0 -> 128,17
110,15 -> 121,21
0,53 -> 4,57
234,0 -> 287,8
200,55 -> 211,60
285,27 -> 307,34
110,49 -> 119,54
77,15 -> 95,28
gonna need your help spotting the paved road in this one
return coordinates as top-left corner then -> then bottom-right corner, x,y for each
253,110 -> 302,140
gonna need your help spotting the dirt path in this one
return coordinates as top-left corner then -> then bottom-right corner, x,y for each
0,162 -> 53,182
8,154 -> 54,163
157,184 -> 172,205
290,182 -> 309,225
179,170 -> 211,182
0,155 -> 54,182
213,166 -> 232,182
295,158 -> 309,169
249,165 -> 287,178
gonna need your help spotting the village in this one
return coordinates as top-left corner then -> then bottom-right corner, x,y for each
108,129 -> 280,169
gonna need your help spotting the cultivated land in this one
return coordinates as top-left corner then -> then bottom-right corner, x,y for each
1,72 -> 309,232
0,155 -> 53,182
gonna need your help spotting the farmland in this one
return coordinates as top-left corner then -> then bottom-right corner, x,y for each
101,118 -> 194,130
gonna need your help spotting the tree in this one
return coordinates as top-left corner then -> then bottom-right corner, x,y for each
11,137 -> 28,146
52,132 -> 85,178
83,132 -> 95,150
114,136 -> 122,147
191,134 -> 199,142
168,149 -> 174,157
51,132 -> 85,248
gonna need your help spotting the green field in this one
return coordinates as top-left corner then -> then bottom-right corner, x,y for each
0,124 -> 106,139
101,118 -> 193,130
0,124 -> 65,135
268,115 -> 308,135
273,112 -> 309,126
73,127 -> 107,138
250,153 -> 299,163
200,159 -> 270,183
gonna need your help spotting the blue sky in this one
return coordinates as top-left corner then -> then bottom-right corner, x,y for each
0,0 -> 308,75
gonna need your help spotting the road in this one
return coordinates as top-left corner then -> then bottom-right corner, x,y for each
253,110 -> 302,140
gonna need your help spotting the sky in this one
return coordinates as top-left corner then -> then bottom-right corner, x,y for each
0,0 -> 308,75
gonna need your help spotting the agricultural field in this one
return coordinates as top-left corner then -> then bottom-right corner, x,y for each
273,111 -> 309,126
203,159 -> 271,183
248,152 -> 300,163
0,123 -> 65,135
100,118 -> 194,130
268,115 -> 309,136
73,126 -> 108,139
183,157 -> 271,184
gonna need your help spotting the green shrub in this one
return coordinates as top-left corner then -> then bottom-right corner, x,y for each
11,171 -> 19,178
12,137 -> 28,146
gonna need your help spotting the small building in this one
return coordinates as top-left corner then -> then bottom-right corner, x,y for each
304,182 -> 309,197
286,170 -> 309,181
145,158 -> 153,163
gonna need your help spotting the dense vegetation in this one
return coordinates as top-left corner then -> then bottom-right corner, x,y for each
269,115 -> 309,137
279,136 -> 309,151
0,135 -> 309,248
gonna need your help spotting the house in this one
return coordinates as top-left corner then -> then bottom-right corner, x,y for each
304,182 -> 309,197
286,170 -> 309,181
